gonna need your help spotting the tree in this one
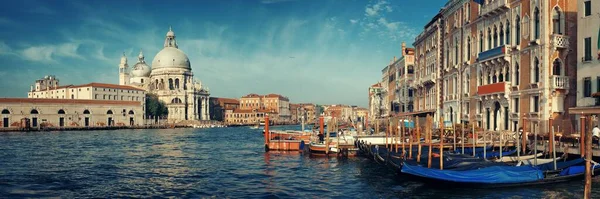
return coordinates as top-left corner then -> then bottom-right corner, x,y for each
145,93 -> 168,118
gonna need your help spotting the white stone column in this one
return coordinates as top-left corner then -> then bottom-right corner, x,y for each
206,97 -> 210,120
204,97 -> 209,120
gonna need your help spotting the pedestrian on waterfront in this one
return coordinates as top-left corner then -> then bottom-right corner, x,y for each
318,131 -> 325,144
593,125 -> 600,147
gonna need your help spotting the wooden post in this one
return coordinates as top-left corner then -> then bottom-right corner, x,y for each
417,116 -> 421,163
581,116 -> 586,158
453,122 -> 457,151
264,115 -> 270,151
549,118 -> 554,156
409,116 -> 413,159
375,119 -> 379,135
552,126 -> 557,171
401,117 -> 405,156
472,123 -> 476,157
326,117 -> 331,154
499,131 -> 503,159
394,118 -> 400,153
386,118 -> 390,149
439,117 -> 444,170
365,113 -> 369,135
427,115 -> 433,168
461,121 -> 465,154
522,118 -> 528,155
585,115 -> 592,199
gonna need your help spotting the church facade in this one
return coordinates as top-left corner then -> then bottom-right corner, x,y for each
119,27 -> 211,122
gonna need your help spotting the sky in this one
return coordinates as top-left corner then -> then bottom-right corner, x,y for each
0,0 -> 447,108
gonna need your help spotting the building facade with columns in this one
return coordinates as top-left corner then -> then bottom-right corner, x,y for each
405,0 -> 578,133
413,13 -> 442,125
119,27 -> 211,122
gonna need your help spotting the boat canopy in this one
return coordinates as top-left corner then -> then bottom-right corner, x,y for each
401,164 -> 544,184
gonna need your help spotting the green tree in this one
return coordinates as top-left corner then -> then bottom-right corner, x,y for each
145,93 -> 168,118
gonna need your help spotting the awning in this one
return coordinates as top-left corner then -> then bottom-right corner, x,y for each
569,106 -> 600,115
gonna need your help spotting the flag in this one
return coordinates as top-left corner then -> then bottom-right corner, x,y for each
473,0 -> 485,5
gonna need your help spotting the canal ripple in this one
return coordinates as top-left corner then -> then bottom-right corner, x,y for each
0,126 -> 599,198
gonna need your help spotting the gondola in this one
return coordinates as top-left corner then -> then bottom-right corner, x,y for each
401,161 -> 600,188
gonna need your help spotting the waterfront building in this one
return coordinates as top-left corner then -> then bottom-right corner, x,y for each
120,27 -> 211,122
406,0 -> 578,133
396,43 -> 416,114
28,77 -> 146,103
232,93 -> 291,124
209,97 -> 240,122
0,98 -> 143,129
300,103 -> 316,124
290,103 -> 300,124
413,13 -> 442,124
570,0 -> 600,118
380,66 -> 390,118
224,108 -> 268,125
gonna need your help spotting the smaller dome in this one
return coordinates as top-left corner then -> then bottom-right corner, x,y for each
131,49 -> 151,77
131,62 -> 151,77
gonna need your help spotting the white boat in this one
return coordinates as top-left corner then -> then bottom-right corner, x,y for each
494,153 -> 544,163
517,157 -> 563,166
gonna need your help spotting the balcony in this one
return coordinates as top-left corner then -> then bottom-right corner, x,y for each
478,45 -> 509,64
551,34 -> 569,49
550,75 -> 569,90
477,82 -> 509,96
480,0 -> 510,18
423,73 -> 436,85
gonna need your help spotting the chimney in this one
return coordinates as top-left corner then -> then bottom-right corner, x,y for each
401,42 -> 406,56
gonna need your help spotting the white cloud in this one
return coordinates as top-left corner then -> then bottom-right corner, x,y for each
20,42 -> 84,62
365,0 -> 389,17
350,19 -> 358,24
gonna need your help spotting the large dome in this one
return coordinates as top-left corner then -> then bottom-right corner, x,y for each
151,47 -> 191,70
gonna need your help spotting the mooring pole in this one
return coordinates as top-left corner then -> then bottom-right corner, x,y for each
401,117 -> 405,156
427,115 -> 433,168
581,116 -> 586,158
417,116 -> 421,163
409,116 -> 413,159
584,115 -> 592,199
552,126 -> 557,171
534,123 -> 538,166
439,117 -> 444,170
265,115 -> 270,152
472,123 -> 476,157
461,121 -> 464,154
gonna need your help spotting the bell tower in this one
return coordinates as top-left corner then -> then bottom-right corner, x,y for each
119,52 -> 130,85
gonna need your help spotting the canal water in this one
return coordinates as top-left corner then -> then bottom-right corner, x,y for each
0,125 -> 599,198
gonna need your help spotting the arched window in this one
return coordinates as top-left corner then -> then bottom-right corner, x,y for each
553,7 -> 563,34
30,109 -> 39,114
515,16 -> 521,44
534,58 -> 540,83
141,79 -> 144,84
71,94 -> 74,99
128,110 -> 135,115
171,98 -> 182,104
493,26 -> 498,47
487,28 -> 492,50
58,109 -> 65,114
479,31 -> 484,53
499,23 -> 504,45
107,110 -> 113,115
175,78 -> 180,89
534,7 -> 540,40
83,110 -> 90,114
155,79 -> 159,89
2,109 -> 10,114
553,59 -> 562,76
454,40 -> 459,64
506,20 -> 511,45
505,67 -> 510,82
515,63 -> 520,85
467,37 -> 471,60
168,78 -> 174,90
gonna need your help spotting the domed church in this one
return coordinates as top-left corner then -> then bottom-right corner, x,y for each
119,27 -> 211,122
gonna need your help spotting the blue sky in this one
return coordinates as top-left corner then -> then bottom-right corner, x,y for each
0,0 -> 447,107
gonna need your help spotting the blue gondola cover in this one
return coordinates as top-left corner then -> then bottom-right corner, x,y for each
402,164 -> 544,184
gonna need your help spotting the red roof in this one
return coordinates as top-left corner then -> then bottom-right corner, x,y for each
0,98 -> 141,106
232,108 -> 271,113
215,97 -> 239,104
